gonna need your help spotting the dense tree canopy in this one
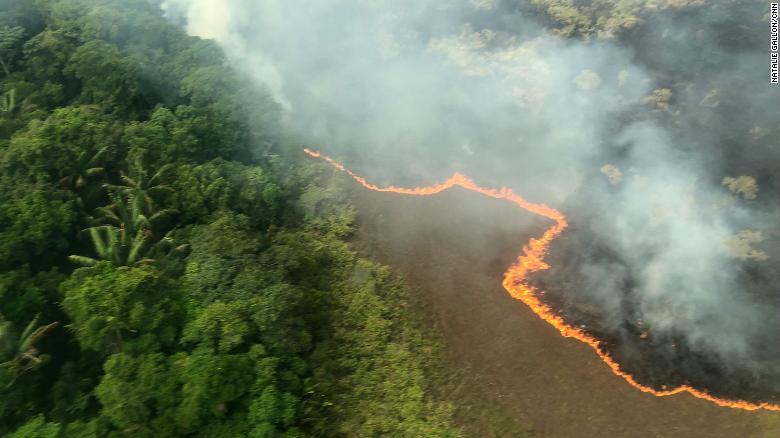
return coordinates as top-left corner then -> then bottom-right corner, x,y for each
0,0 -> 459,436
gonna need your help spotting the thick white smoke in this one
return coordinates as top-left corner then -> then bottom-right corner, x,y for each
159,0 -> 772,367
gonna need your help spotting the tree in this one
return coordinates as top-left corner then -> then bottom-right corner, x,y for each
0,26 -> 25,77
106,159 -> 175,218
0,183 -> 76,270
7,415 -> 61,438
0,267 -> 62,325
58,146 -> 108,191
123,106 -> 201,166
1,105 -> 118,184
69,187 -> 185,269
93,348 -> 262,436
0,314 -> 59,387
170,160 -> 283,227
60,262 -> 183,354
22,28 -> 77,84
65,144 -> 189,281
64,40 -> 142,112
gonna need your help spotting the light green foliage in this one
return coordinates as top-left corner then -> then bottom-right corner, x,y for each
182,214 -> 316,354
723,175 -> 758,200
8,415 -> 61,438
297,184 -> 355,237
182,211 -> 268,303
93,346 -> 301,436
311,260 -> 461,437
94,352 -> 180,435
182,301 -> 252,353
2,105 -> 118,183
531,0 -> 640,37
60,262 -> 182,353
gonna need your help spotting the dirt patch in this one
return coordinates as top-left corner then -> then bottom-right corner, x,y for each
347,185 -> 780,438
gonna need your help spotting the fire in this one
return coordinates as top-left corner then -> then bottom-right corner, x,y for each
304,147 -> 780,412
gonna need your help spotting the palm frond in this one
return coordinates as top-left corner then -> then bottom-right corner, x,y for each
147,186 -> 174,197
120,174 -> 137,188
68,255 -> 100,267
19,319 -> 58,353
85,167 -> 105,177
88,146 -> 110,167
0,320 -> 16,360
127,229 -> 148,266
171,244 -> 190,254
149,208 -> 178,224
17,315 -> 40,353
88,227 -> 110,259
148,163 -> 174,185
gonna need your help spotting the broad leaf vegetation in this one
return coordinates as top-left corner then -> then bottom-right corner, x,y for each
0,0 -> 460,436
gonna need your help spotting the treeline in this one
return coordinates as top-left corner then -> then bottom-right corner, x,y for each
0,0 -> 459,436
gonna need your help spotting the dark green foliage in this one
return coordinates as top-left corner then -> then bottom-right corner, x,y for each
124,106 -> 201,165
64,40 -> 140,111
1,105 -> 118,184
0,0 -> 459,436
0,267 -> 62,324
0,314 -> 59,387
0,182 -> 76,269
170,161 -> 284,227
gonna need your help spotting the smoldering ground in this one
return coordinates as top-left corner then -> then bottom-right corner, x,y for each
159,0 -> 780,401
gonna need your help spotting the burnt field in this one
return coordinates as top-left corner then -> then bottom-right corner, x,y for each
346,183 -> 780,437
533,222 -> 780,407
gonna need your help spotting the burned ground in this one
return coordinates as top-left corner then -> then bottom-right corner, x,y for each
348,183 -> 780,437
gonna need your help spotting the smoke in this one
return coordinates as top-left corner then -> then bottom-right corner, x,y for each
159,0 -> 780,390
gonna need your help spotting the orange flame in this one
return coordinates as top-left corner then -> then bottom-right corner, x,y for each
304,147 -> 780,412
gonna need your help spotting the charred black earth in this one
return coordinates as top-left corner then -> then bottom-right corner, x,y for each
532,221 -> 780,406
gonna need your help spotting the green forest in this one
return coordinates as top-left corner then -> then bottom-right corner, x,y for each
0,0 -> 461,436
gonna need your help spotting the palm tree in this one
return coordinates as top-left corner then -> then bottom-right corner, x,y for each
69,192 -> 186,268
106,159 -> 174,217
0,314 -> 59,387
70,159 -> 187,268
58,145 -> 109,191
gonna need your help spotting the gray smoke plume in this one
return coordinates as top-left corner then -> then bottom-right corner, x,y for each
158,0 -> 780,389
